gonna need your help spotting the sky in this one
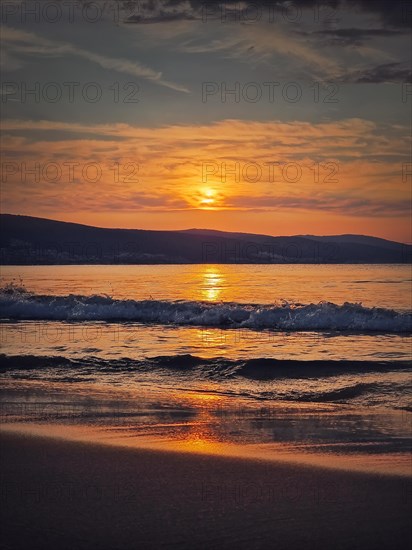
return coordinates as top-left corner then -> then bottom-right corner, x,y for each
1,0 -> 411,242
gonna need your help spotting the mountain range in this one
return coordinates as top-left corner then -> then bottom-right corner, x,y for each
1,214 -> 410,264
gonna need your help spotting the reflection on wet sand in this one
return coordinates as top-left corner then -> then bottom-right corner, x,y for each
1,380 -> 411,477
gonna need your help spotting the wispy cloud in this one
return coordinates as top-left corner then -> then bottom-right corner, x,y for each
2,117 -> 409,220
1,26 -> 190,93
338,62 -> 412,84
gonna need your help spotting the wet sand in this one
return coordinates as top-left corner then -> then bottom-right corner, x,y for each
1,430 -> 411,550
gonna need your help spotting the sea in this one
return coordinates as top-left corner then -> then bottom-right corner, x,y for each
1,264 -> 411,474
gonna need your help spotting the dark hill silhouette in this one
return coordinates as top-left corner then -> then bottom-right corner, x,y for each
1,214 -> 410,264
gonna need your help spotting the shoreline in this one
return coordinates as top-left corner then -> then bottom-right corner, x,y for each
1,430 -> 411,550
1,378 -> 411,479
2,421 -> 412,478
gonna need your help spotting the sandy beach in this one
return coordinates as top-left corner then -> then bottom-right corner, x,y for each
1,430 -> 411,550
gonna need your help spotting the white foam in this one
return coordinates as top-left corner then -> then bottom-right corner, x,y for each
1,287 -> 410,332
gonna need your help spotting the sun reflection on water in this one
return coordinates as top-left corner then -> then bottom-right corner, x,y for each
201,267 -> 224,301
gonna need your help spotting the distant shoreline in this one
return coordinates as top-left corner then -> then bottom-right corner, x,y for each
2,214 -> 411,264
1,262 -> 411,266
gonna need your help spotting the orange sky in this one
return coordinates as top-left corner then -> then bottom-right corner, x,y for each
2,2 -> 411,244
2,118 -> 411,242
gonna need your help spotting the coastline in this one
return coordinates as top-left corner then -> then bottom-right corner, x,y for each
1,377 -> 411,478
2,420 -> 412,478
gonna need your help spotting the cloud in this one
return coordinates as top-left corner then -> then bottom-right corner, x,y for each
300,27 -> 408,47
0,26 -> 190,93
228,194 -> 410,217
120,2 -> 408,83
339,62 -> 412,83
121,0 -> 411,28
125,11 -> 199,24
177,23 -> 341,78
1,117 -> 409,219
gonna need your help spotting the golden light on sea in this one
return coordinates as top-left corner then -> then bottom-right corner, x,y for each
201,267 -> 224,301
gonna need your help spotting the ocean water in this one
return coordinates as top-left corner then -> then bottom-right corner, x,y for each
1,264 -> 411,470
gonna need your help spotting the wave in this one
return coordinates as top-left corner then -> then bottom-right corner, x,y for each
295,382 -> 381,402
1,354 -> 410,409
1,353 -> 410,379
0,287 -> 411,332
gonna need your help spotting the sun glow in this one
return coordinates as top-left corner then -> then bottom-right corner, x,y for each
199,187 -> 218,209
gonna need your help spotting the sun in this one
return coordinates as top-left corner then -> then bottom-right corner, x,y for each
189,186 -> 223,210
199,187 -> 217,208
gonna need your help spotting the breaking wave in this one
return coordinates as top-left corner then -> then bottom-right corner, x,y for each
0,286 -> 411,332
